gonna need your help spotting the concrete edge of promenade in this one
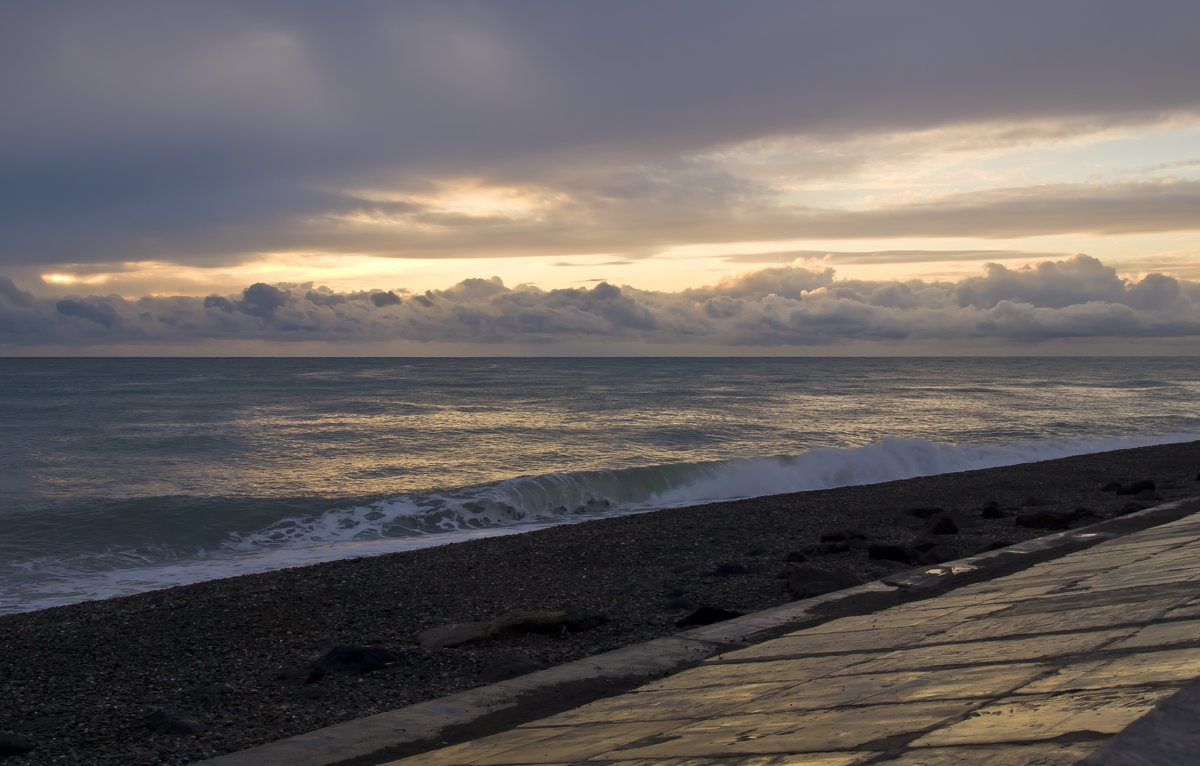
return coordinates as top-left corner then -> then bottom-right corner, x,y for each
195,497 -> 1200,766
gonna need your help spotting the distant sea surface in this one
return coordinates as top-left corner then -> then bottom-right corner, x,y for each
3,357 -> 1199,614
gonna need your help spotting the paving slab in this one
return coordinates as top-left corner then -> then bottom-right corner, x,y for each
375,499 -> 1200,765
197,498 -> 1200,766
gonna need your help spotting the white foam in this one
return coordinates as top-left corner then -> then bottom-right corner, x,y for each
5,431 -> 1198,614
228,432 -> 1200,555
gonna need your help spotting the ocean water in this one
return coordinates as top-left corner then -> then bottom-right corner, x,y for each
2,356 -> 1199,614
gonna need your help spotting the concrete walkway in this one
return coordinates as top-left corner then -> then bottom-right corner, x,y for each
383,504 -> 1200,766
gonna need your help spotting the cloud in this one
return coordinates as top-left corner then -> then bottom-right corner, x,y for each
369,291 -> 401,307
240,283 -> 289,319
0,277 -> 35,307
2,2 -> 1200,270
4,255 -> 1199,352
718,249 -> 1069,266
821,181 -> 1200,239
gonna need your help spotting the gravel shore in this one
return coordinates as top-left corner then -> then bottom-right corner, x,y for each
2,441 -> 1198,765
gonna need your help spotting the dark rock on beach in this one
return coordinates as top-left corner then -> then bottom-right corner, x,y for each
813,541 -> 851,554
868,542 -> 916,564
417,609 -> 608,650
979,501 -> 1006,518
1014,507 -> 1097,530
675,606 -> 744,627
313,645 -> 398,675
478,654 -> 543,683
145,710 -> 205,737
1117,479 -> 1157,495
917,543 -> 960,565
666,595 -> 697,611
819,528 -> 866,543
418,620 -> 498,650
564,611 -> 610,633
712,563 -> 750,576
0,440 -> 1197,765
188,683 -> 235,709
786,565 -> 861,600
904,507 -> 945,519
923,512 -> 961,535
0,732 -> 36,756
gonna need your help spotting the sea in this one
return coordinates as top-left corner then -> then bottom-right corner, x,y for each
2,356 -> 1199,615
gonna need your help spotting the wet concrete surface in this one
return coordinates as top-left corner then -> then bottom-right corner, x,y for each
379,500 -> 1200,765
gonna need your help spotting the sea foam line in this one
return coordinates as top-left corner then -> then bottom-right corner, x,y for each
227,432 -> 1200,551
4,432 -> 1198,615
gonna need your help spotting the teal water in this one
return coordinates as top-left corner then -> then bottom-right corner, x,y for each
2,357 -> 1198,613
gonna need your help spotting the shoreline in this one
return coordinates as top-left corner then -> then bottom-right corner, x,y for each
2,440 -> 1198,764
13,433 -> 1200,617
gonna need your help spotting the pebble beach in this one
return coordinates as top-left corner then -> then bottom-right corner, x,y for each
2,441 -> 1198,765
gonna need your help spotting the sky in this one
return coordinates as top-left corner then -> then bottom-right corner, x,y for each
2,1 -> 1200,355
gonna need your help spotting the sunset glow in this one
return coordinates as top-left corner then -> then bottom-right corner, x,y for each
2,2 -> 1199,353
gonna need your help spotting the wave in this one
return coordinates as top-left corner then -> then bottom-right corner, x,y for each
227,431 -> 1200,552
5,431 -> 1198,615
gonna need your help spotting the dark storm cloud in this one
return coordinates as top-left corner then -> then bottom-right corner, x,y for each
3,256 -> 1199,350
2,1 -> 1200,268
369,291 -> 401,307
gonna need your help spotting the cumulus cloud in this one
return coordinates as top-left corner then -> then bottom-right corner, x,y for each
3,255 -> 1198,351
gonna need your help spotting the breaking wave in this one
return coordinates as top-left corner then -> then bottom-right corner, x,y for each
227,432 -> 1200,551
6,432 -> 1198,614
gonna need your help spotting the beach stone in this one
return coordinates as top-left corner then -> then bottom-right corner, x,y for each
187,683 -> 235,709
712,563 -> 750,576
563,610 -> 609,633
786,565 -> 860,600
904,507 -> 944,519
868,543 -> 915,564
313,645 -> 398,675
1118,502 -> 1149,516
814,541 -> 850,554
145,710 -> 205,736
494,609 -> 570,634
299,685 -> 327,701
980,501 -> 1006,519
478,654 -> 542,683
420,610 -> 592,649
912,535 -> 940,553
1101,481 -> 1123,492
675,606 -> 743,627
893,513 -> 929,530
922,512 -> 960,535
418,620 -> 497,650
1116,479 -> 1156,495
868,560 -> 910,578
274,666 -> 317,686
0,732 -> 35,755
1015,507 -> 1096,530
819,528 -> 866,543
917,543 -> 959,565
